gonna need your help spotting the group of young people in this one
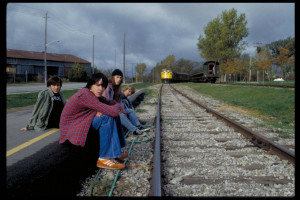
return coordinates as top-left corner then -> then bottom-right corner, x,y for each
21,69 -> 149,170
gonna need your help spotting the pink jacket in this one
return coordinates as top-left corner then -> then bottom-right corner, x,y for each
102,83 -> 127,115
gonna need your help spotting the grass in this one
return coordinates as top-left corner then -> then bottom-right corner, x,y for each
183,82 -> 295,138
135,108 -> 148,113
223,80 -> 294,86
6,88 -> 80,110
127,82 -> 157,89
7,83 -> 158,110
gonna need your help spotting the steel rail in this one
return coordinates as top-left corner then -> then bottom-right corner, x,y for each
152,84 -> 163,196
170,85 -> 294,165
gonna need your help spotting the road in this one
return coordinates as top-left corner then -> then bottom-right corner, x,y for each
7,82 -> 86,94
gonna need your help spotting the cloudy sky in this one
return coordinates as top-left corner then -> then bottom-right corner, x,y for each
6,3 -> 294,77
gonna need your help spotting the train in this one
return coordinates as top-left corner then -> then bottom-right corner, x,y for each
160,68 -> 191,84
161,61 -> 219,83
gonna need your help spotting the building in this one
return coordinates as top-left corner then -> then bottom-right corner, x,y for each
6,49 -> 92,83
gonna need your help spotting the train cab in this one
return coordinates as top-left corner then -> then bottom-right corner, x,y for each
161,68 -> 173,83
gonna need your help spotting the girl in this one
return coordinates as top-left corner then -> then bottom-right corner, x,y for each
102,69 -> 128,157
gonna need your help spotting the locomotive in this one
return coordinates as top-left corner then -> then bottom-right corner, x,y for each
161,61 -> 219,83
160,68 -> 190,84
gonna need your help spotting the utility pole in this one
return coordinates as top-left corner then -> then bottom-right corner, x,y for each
253,42 -> 262,83
249,56 -> 252,82
153,69 -> 155,83
123,32 -> 126,84
44,11 -> 48,84
115,48 -> 116,68
92,35 -> 95,74
132,63 -> 134,83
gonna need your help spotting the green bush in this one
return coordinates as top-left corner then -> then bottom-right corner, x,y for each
68,63 -> 88,82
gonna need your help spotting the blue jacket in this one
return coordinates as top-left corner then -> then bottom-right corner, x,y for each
121,92 -> 133,112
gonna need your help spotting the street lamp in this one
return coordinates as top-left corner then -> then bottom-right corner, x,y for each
44,40 -> 60,83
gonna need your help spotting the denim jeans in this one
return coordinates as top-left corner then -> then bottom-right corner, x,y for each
90,114 -> 126,159
119,108 -> 141,132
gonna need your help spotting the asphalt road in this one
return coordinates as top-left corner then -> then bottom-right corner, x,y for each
7,82 -> 86,94
6,106 -> 100,197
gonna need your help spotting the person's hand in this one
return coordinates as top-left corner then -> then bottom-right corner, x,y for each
20,127 -> 27,131
118,105 -> 124,114
96,112 -> 103,117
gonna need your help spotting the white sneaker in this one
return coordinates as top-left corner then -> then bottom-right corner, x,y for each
138,126 -> 150,132
133,129 -> 146,135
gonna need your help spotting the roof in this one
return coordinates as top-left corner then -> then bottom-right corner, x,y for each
203,61 -> 219,65
7,49 -> 90,64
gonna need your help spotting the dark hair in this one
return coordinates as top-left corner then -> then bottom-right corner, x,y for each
109,75 -> 123,101
86,73 -> 108,89
112,69 -> 123,77
47,75 -> 62,87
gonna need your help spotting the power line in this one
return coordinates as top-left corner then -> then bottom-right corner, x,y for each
47,13 -> 92,38
8,4 -> 45,18
8,5 -> 92,39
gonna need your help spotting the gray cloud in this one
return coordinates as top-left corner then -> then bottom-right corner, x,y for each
6,3 -> 294,75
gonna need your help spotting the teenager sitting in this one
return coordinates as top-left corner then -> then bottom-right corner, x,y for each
119,85 -> 149,135
59,73 -> 127,170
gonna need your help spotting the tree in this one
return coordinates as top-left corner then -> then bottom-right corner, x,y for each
174,58 -> 198,73
136,63 -> 147,82
255,47 -> 273,82
276,47 -> 292,79
68,63 -> 88,82
221,57 -> 246,82
265,37 -> 295,80
99,68 -> 114,78
197,8 -> 248,81
161,55 -> 176,69
266,37 -> 295,58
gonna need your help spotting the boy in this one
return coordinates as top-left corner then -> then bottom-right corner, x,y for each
119,85 -> 149,135
21,76 -> 66,131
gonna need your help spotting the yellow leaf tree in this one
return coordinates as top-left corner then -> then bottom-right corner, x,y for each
255,49 -> 273,82
276,47 -> 291,79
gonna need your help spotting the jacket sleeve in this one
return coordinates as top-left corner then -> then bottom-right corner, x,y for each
26,91 -> 47,130
80,90 -> 120,117
127,97 -> 134,109
59,91 -> 67,105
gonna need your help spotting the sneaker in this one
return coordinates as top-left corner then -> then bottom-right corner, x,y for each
96,159 -> 125,169
133,128 -> 146,135
138,126 -> 150,132
115,153 -> 128,162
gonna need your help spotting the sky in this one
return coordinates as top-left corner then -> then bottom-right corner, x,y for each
6,3 -> 295,77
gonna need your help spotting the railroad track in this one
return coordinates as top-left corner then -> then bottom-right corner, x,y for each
78,84 -> 294,197
159,84 -> 294,196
